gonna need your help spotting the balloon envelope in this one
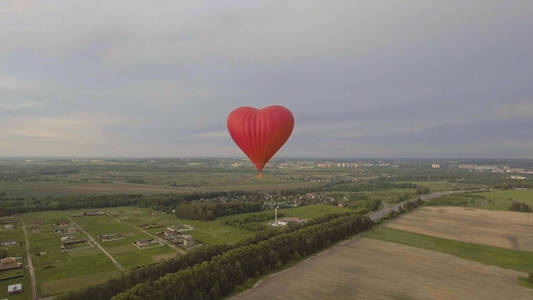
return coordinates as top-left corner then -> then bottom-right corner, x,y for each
227,105 -> 294,173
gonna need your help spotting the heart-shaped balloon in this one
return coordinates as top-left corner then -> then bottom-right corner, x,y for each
227,105 -> 294,177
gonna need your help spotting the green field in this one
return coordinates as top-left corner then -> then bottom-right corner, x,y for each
428,189 -> 533,211
363,227 -> 533,273
22,211 -> 122,296
475,189 -> 533,210
404,181 -> 485,192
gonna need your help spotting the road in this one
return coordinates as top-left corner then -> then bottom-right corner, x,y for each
106,213 -> 186,255
21,219 -> 38,300
368,191 -> 456,222
67,217 -> 126,272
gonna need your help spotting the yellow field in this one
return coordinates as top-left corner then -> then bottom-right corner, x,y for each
386,206 -> 533,251
233,238 -> 532,300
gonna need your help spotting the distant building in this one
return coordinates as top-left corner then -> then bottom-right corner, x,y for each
71,210 -> 104,217
432,163 -> 441,169
510,175 -> 526,180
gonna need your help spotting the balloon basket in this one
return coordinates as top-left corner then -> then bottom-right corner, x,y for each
257,172 -> 263,180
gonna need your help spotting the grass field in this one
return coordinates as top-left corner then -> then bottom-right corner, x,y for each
0,170 -> 319,198
364,227 -> 533,273
383,206 -> 533,251
404,180 -> 485,192
232,238 -> 532,300
72,214 -> 178,271
106,204 -> 351,246
22,211 -> 122,296
428,189 -> 533,211
475,189 -> 533,210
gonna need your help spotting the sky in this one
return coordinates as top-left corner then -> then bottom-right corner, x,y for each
1,0 -> 532,159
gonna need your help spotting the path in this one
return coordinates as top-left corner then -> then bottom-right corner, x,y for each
106,213 -> 186,255
368,190 -> 456,222
67,217 -> 126,272
21,219 -> 38,300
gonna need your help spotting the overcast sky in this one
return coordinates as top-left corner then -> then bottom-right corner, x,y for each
1,0 -> 532,159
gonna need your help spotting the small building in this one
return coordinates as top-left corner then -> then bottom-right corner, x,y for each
182,235 -> 194,248
0,257 -> 22,271
3,224 -> 14,230
135,240 -> 150,248
71,210 -> 104,217
0,240 -> 18,247
8,283 -> 22,295
272,217 -> 304,227
432,163 -> 441,169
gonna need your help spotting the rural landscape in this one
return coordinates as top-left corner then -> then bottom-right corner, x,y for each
0,158 -> 533,299
2,1 -> 532,299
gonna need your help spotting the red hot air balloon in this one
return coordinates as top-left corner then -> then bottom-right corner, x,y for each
227,105 -> 294,179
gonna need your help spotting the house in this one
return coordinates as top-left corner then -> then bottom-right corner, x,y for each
135,240 -> 150,248
7,283 -> 22,295
432,163 -> 441,169
3,224 -> 14,230
134,239 -> 160,248
60,236 -> 74,243
182,235 -> 194,248
0,240 -> 17,247
0,257 -> 22,271
272,217 -> 304,227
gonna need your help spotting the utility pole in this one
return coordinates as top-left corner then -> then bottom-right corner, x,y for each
274,203 -> 279,226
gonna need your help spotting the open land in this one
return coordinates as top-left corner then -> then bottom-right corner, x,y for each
233,206 -> 533,300
384,206 -> 533,251
1,204 -> 350,298
232,238 -> 532,300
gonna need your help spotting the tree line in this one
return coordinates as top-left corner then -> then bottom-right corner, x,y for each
176,202 -> 263,220
221,211 -> 283,231
112,214 -> 373,300
59,211 -> 358,300
510,201 -> 532,212
0,191 -> 255,217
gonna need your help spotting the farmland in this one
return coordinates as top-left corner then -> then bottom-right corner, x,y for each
427,189 -> 533,211
232,238 -> 533,300
0,204 -> 353,298
383,206 -> 533,251
233,206 -> 533,299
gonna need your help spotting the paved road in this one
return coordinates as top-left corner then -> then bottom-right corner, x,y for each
368,191 -> 456,222
68,217 -> 126,272
106,213 -> 186,255
21,219 -> 38,300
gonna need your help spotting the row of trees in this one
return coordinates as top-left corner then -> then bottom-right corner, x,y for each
510,201 -> 532,212
0,190 -> 255,217
113,214 -> 373,300
221,212 -> 283,231
176,202 -> 263,220
59,211 -> 358,300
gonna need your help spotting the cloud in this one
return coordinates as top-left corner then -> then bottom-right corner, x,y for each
0,0 -> 532,158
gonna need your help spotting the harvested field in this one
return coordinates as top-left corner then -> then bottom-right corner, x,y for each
385,206 -> 533,251
232,238 -> 533,300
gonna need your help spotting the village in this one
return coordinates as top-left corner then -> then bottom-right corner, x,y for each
0,218 -> 25,298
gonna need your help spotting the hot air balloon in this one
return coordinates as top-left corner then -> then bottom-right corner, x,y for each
227,105 -> 294,179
